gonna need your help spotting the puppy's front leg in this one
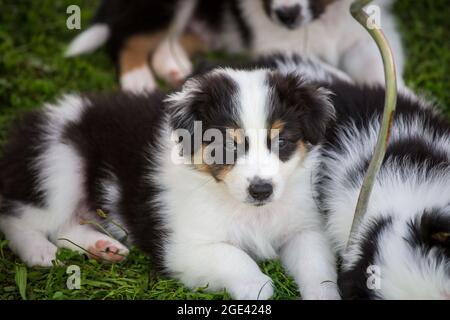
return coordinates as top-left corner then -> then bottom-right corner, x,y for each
119,34 -> 161,93
280,230 -> 340,300
152,38 -> 193,87
170,242 -> 274,300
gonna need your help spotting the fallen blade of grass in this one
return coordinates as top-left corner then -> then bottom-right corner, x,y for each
15,265 -> 28,300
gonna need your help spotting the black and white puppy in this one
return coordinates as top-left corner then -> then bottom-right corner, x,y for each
0,67 -> 339,299
66,0 -> 404,92
318,86 -> 450,299
269,55 -> 450,299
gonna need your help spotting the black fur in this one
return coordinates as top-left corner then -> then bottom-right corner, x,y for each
169,72 -> 240,135
262,0 -> 334,21
406,210 -> 450,259
0,111 -> 48,213
315,82 -> 450,216
169,71 -> 241,170
262,0 -> 273,17
337,216 -> 394,300
266,72 -> 334,152
62,92 -> 168,270
313,81 -> 450,299
229,0 -> 253,48
0,92 -> 170,271
310,0 -> 335,19
92,0 -> 180,61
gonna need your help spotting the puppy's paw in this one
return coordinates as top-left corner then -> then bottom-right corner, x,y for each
120,66 -> 157,93
229,275 -> 274,300
21,242 -> 58,267
301,282 -> 341,300
88,238 -> 129,263
152,40 -> 192,87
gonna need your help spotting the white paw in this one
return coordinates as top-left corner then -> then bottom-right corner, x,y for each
120,66 -> 157,93
21,242 -> 58,267
152,39 -> 192,87
229,275 -> 274,300
301,282 -> 341,300
87,238 -> 129,263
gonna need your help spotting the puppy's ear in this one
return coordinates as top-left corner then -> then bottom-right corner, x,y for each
268,72 -> 335,145
165,78 -> 203,134
165,71 -> 238,157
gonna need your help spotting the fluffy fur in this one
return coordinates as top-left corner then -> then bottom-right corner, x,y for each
269,56 -> 450,299
0,67 -> 340,300
67,0 -> 404,92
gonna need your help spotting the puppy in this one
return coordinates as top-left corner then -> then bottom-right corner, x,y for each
0,68 -> 340,299
241,0 -> 405,86
66,0 -> 404,92
269,55 -> 450,299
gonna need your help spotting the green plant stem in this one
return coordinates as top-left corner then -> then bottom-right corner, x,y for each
347,0 -> 398,247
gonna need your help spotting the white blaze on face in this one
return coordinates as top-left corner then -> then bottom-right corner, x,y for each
220,69 -> 301,205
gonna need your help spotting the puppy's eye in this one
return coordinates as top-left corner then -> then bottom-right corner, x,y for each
224,140 -> 236,152
278,138 -> 287,148
277,138 -> 293,150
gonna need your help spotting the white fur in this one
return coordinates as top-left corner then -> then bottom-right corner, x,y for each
318,96 -> 450,299
373,223 -> 450,299
272,55 -> 353,83
0,96 -> 128,266
98,171 -> 130,242
152,39 -> 193,86
65,24 -> 110,57
152,0 -> 196,86
120,66 -> 157,93
160,69 -> 339,299
321,113 -> 450,256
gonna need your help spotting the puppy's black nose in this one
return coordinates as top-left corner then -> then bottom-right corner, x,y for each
275,5 -> 301,29
249,181 -> 273,201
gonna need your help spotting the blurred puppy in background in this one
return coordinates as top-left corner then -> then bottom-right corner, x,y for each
66,0 -> 405,93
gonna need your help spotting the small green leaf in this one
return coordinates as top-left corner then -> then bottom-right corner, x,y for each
15,265 -> 28,300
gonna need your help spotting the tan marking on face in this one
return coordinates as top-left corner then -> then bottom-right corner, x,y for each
432,232 -> 450,243
191,143 -> 234,181
297,141 -> 309,164
227,128 -> 245,145
270,120 -> 285,139
214,165 -> 233,181
119,32 -> 165,74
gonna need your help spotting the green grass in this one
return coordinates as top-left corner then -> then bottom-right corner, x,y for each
0,0 -> 449,300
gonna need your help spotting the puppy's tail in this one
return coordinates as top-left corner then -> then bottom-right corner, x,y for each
65,23 -> 110,57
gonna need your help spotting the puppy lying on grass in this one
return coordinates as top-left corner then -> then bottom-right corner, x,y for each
1,55 -> 448,299
267,55 -> 450,299
0,62 -> 340,300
